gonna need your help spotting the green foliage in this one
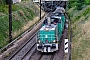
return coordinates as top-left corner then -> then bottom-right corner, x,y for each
68,1 -> 77,8
85,0 -> 90,5
68,0 -> 90,10
0,16 -> 9,48
0,2 -> 39,48
83,8 -> 90,16
12,5 -> 21,11
12,20 -> 22,31
76,3 -> 82,10
0,5 -> 8,14
0,0 -> 6,4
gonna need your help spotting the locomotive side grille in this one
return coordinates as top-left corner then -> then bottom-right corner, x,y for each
39,34 -> 56,43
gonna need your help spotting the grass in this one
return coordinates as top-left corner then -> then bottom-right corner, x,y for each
0,5 -> 8,14
0,1 -> 40,48
68,5 -> 90,60
72,23 -> 90,60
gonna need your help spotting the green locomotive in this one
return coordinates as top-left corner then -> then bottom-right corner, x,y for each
37,7 -> 66,52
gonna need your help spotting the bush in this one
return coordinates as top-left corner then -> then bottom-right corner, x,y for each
68,0 -> 90,10
76,3 -> 82,10
85,0 -> 90,5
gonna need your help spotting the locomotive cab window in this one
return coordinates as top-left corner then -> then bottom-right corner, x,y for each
51,18 -> 59,24
43,19 -> 48,25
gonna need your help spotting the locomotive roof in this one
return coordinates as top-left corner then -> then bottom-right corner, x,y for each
54,7 -> 65,13
50,15 -> 61,19
40,24 -> 57,30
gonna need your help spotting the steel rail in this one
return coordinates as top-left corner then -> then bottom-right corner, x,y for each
7,30 -> 39,60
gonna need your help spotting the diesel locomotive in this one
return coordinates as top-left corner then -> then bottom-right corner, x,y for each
36,7 -> 66,52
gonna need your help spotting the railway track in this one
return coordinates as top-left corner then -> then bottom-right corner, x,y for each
4,25 -> 67,60
6,34 -> 37,60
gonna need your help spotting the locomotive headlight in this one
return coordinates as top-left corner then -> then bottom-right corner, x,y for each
45,28 -> 49,31
38,40 -> 40,43
53,40 -> 57,43
37,40 -> 41,43
53,40 -> 56,43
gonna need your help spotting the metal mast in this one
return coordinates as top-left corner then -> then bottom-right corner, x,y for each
9,0 -> 12,42
40,0 -> 41,20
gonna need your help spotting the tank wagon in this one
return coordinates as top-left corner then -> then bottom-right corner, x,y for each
36,7 -> 66,52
